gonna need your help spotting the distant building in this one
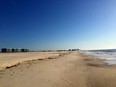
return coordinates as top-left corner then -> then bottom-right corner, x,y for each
12,49 -> 21,52
1,48 -> 29,53
21,49 -> 29,52
69,49 -> 79,51
1,48 -> 12,53
12,49 -> 15,52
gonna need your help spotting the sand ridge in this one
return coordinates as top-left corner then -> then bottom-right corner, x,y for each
0,52 -> 68,70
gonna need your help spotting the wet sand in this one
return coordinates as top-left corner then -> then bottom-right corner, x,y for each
0,52 -> 116,87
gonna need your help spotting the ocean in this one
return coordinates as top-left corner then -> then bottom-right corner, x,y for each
82,49 -> 116,65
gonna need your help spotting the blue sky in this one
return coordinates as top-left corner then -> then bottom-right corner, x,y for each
0,0 -> 116,50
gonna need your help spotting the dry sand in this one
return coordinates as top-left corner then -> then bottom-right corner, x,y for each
0,52 -> 116,87
0,52 -> 68,70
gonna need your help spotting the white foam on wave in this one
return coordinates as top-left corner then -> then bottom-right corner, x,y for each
83,51 -> 116,65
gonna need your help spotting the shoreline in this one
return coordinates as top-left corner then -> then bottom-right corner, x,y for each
81,53 -> 116,65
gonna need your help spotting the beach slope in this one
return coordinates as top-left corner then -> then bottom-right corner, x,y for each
0,52 -> 116,87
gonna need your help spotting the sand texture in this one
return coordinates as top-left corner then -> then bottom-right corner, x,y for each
0,52 -> 68,70
0,52 -> 116,87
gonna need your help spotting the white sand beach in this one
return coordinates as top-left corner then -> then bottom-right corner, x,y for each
0,52 -> 116,87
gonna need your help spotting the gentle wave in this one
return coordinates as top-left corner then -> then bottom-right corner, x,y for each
82,49 -> 116,65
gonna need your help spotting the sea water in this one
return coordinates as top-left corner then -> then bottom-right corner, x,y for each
82,49 -> 116,65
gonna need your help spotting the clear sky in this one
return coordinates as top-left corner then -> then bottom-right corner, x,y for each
0,0 -> 116,50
